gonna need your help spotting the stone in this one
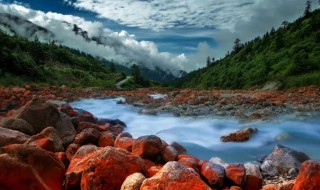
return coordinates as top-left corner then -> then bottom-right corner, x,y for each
220,127 -> 258,142
178,157 -> 200,173
261,144 -> 310,176
120,173 -> 146,190
292,160 -> 320,190
147,165 -> 163,177
114,137 -> 136,152
25,127 -> 63,152
141,161 -> 212,190
209,157 -> 230,168
200,162 -> 225,188
244,163 -> 262,178
226,164 -> 246,187
81,147 -> 145,190
55,152 -> 70,168
230,186 -> 243,190
1,118 -> 34,135
243,175 -> 262,190
98,133 -> 115,147
66,143 -> 81,160
162,146 -> 178,162
132,135 -> 162,159
170,142 -> 187,154
0,127 -> 29,147
0,144 -> 65,190
278,180 -> 295,190
74,128 -> 101,145
55,112 -> 76,147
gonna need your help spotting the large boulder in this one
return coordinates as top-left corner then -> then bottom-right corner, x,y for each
200,162 -> 225,188
25,127 -> 63,152
120,173 -> 146,190
1,118 -> 34,135
0,144 -> 65,190
132,135 -> 162,159
0,127 -> 29,147
81,147 -> 145,190
141,161 -> 212,190
220,127 -> 258,142
261,144 -> 310,176
292,160 -> 320,190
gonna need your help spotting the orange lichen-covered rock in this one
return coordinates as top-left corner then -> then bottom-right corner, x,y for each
200,162 -> 225,188
141,161 -> 212,190
147,165 -> 163,177
114,137 -> 136,152
132,135 -> 162,159
81,147 -> 145,190
292,160 -> 320,190
0,144 -> 65,190
98,133 -> 115,147
178,157 -> 200,173
226,164 -> 246,187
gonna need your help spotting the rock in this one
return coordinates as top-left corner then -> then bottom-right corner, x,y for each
55,152 -> 69,168
0,144 -> 65,190
77,109 -> 97,123
178,157 -> 200,173
1,118 -> 34,135
98,133 -> 115,147
209,157 -> 230,168
0,127 -> 29,147
98,118 -> 127,128
220,127 -> 258,142
147,165 -> 163,177
66,143 -> 81,160
278,180 -> 295,190
74,128 -> 101,145
141,161 -> 212,190
230,186 -> 243,190
114,137 -> 136,152
244,163 -> 262,178
170,142 -> 187,154
261,144 -> 310,176
261,184 -> 277,190
132,135 -> 162,159
55,112 -> 76,147
243,175 -> 262,190
200,162 -> 225,188
121,173 -> 146,190
25,127 -> 63,152
292,160 -> 320,190
226,164 -> 246,186
162,146 -> 178,162
80,147 -> 145,190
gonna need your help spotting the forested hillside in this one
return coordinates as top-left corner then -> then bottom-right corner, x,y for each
0,31 -> 125,87
175,9 -> 320,89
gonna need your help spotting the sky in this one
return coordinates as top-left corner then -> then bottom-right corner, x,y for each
0,0 -> 318,73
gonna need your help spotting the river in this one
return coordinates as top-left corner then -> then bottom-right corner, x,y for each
70,97 -> 320,163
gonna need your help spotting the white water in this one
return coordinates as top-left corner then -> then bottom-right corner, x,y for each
70,98 -> 320,163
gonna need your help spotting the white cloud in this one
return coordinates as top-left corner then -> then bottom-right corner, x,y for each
67,0 -> 255,31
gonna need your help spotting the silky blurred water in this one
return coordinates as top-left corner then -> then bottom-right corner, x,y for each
71,98 -> 320,163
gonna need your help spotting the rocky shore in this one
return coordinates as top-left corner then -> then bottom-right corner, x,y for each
0,85 -> 320,189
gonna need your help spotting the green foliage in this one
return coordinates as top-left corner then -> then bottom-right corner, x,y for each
175,9 -> 320,89
0,31 -> 125,87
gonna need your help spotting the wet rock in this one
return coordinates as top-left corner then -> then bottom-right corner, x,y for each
261,144 -> 310,176
120,173 -> 146,190
81,147 -> 145,190
226,164 -> 246,187
162,146 -> 178,162
220,127 -> 258,142
98,118 -> 127,128
200,162 -> 225,188
0,144 -> 65,190
132,135 -> 162,159
98,133 -> 115,147
77,109 -> 97,123
170,141 -> 187,154
292,160 -> 320,190
0,127 -> 29,147
25,127 -> 63,152
1,118 -> 34,135
74,128 -> 101,145
141,161 -> 212,190
209,157 -> 230,168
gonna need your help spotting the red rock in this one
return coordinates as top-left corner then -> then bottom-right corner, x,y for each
25,127 -> 63,152
178,158 -> 200,173
243,175 -> 262,190
226,164 -> 246,187
0,127 -> 30,147
80,147 -> 145,190
141,161 -> 212,190
147,165 -> 163,177
55,152 -> 69,168
132,135 -> 162,159
230,186 -> 243,190
0,144 -> 65,190
162,145 -> 178,162
77,121 -> 100,132
198,160 -> 209,168
114,137 -> 136,152
220,128 -> 258,142
170,142 -> 187,154
201,162 -> 225,188
98,133 -> 115,147
161,140 -> 168,150
66,143 -> 81,160
143,159 -> 156,170
292,160 -> 320,190
178,154 -> 200,162
74,128 -> 101,145
77,110 -> 96,123
261,184 -> 277,190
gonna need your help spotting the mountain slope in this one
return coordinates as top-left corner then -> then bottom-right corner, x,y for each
0,30 -> 125,87
175,9 -> 320,89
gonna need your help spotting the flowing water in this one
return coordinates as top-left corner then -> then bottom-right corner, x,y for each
70,97 -> 320,163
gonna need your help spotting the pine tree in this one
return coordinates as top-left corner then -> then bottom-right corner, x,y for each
233,38 -> 242,53
304,0 -> 312,17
